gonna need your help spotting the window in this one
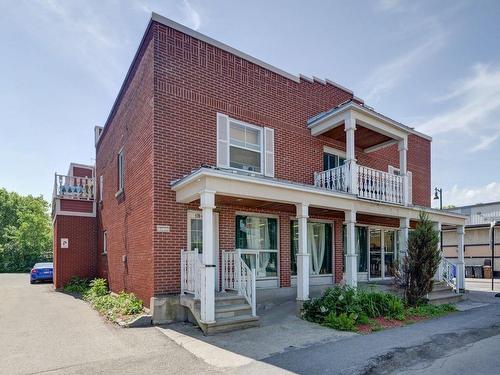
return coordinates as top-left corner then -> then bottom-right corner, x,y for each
99,175 -> 103,202
235,215 -> 278,278
342,225 -> 368,273
189,212 -> 203,253
229,121 -> 262,173
117,148 -> 124,192
323,152 -> 345,171
103,231 -> 108,255
291,221 -> 332,275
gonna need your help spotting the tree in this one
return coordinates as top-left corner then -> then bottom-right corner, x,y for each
397,211 -> 440,306
0,188 -> 52,272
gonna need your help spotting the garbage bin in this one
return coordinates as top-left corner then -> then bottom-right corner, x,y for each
483,265 -> 492,279
473,265 -> 483,278
465,265 -> 474,278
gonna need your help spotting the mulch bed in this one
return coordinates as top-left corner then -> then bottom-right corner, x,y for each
356,316 -> 426,334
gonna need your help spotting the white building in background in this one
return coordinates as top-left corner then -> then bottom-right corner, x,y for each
444,201 -> 500,276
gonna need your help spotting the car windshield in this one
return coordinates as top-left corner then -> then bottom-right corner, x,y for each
34,263 -> 53,268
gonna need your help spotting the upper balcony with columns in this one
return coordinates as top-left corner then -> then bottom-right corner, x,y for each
308,100 -> 429,207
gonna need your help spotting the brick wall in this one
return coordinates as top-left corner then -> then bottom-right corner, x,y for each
95,27 -> 155,305
150,21 -> 432,295
53,215 -> 97,289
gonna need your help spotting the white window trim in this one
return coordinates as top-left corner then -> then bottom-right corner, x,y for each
228,118 -> 264,175
99,175 -> 103,202
103,231 -> 108,255
323,146 -> 346,159
116,147 -> 125,195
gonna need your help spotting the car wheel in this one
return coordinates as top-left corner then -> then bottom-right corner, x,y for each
30,280 -> 35,284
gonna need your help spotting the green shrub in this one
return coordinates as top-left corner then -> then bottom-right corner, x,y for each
63,277 -> 90,294
90,291 -> 143,319
83,278 -> 108,301
323,312 -> 358,331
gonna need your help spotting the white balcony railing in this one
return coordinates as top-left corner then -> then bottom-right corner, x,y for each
440,258 -> 458,292
315,164 -> 407,205
53,174 -> 95,200
357,166 -> 403,205
222,249 -> 257,316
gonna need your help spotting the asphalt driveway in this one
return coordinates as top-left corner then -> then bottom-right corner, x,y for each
0,274 -> 221,375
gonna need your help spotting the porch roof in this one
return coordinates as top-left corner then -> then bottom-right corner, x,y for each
171,167 -> 466,226
307,101 -> 432,150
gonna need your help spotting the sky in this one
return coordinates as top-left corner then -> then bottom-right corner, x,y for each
1,0 -> 499,209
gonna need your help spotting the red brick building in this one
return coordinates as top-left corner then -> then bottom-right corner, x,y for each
52,13 -> 465,333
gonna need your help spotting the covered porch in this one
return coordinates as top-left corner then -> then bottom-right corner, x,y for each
172,166 -> 466,328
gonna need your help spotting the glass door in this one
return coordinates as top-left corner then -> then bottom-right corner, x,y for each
369,229 -> 382,279
384,230 -> 396,277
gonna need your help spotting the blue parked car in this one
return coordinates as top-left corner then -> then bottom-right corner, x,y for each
30,262 -> 53,284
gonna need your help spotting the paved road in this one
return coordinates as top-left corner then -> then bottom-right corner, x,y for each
262,291 -> 500,374
0,274 -> 221,375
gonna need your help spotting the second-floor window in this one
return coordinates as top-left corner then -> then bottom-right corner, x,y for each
229,120 -> 262,173
117,148 -> 124,193
323,152 -> 345,171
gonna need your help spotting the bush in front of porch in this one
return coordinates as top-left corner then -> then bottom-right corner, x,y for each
302,285 -> 456,332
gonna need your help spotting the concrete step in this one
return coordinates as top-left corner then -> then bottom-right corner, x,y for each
428,292 -> 465,305
215,303 -> 252,319
215,294 -> 248,306
204,314 -> 260,334
432,283 -> 454,293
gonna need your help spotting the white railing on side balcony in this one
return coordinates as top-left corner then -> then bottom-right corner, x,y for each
181,250 -> 202,298
222,250 -> 257,316
440,258 -> 458,291
53,174 -> 95,200
314,164 -> 348,193
357,166 -> 403,205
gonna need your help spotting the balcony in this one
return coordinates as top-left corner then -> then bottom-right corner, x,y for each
53,174 -> 95,200
307,100 -> 427,207
314,163 -> 407,205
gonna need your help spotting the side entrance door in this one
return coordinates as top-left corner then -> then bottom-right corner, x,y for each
187,210 -> 219,291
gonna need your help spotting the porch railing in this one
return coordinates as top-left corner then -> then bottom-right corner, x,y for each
53,173 -> 95,200
222,249 -> 257,316
440,258 -> 458,291
314,164 -> 348,193
315,164 -> 405,205
357,166 -> 403,205
181,250 -> 202,298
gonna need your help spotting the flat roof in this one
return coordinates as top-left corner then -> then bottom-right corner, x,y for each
445,201 -> 500,210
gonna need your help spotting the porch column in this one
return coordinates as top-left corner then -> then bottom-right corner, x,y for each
398,138 -> 409,206
344,210 -> 357,287
433,222 -> 442,282
399,217 -> 410,261
296,203 -> 310,302
456,225 -> 465,291
199,190 -> 216,323
344,115 -> 358,195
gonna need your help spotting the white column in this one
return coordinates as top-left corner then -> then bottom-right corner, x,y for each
456,225 -> 465,291
344,115 -> 358,195
344,210 -> 357,287
199,190 -> 216,323
433,222 -> 442,281
296,203 -> 310,301
399,217 -> 410,261
398,138 -> 409,206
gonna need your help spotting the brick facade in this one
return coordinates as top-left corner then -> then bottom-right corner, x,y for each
62,18 -> 433,306
53,214 -> 97,289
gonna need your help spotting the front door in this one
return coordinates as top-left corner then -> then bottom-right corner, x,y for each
369,229 -> 382,278
187,211 -> 219,290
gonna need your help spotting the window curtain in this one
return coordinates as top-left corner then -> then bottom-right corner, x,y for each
309,223 -> 326,275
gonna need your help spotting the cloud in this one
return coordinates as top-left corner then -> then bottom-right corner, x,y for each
360,32 -> 446,101
468,133 -> 500,153
445,182 -> 500,207
377,0 -> 401,11
417,64 -> 500,137
181,0 -> 201,30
